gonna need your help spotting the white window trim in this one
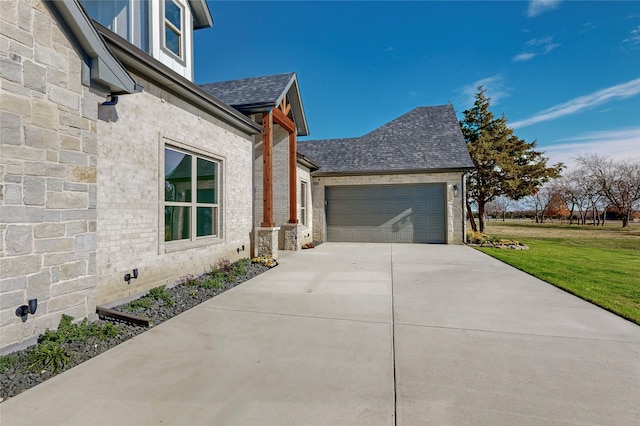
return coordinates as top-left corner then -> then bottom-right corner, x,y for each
300,180 -> 308,227
163,145 -> 223,253
162,0 -> 185,62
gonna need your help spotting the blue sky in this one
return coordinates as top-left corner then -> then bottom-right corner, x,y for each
194,1 -> 640,167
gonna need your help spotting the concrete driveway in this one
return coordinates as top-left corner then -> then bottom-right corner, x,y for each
1,243 -> 639,425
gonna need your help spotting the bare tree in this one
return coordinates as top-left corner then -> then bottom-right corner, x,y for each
485,196 -> 512,221
577,154 -> 640,227
556,170 -> 590,224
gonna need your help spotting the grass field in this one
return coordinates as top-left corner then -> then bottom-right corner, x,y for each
476,220 -> 640,325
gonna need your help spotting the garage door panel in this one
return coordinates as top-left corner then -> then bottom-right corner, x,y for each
325,184 -> 445,244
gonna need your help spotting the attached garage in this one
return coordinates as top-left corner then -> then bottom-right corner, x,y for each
298,105 -> 475,245
326,184 -> 445,243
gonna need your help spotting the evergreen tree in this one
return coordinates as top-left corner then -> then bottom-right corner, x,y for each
460,87 -> 562,232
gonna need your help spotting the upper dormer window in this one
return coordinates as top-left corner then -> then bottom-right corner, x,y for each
164,0 -> 183,58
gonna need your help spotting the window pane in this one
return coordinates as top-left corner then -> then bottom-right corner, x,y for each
165,26 -> 180,56
165,0 -> 181,29
197,158 -> 217,203
197,207 -> 216,237
165,149 -> 191,202
165,206 -> 190,241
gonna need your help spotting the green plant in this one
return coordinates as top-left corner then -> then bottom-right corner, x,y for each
200,274 -> 224,289
188,289 -> 197,297
180,274 -> 198,286
0,354 -> 19,373
27,341 -> 73,374
126,297 -> 153,311
148,285 -> 175,307
39,315 -> 122,343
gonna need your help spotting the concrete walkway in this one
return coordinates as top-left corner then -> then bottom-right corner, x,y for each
1,243 -> 638,425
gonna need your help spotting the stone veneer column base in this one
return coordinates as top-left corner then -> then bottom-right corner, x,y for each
281,223 -> 301,251
257,227 -> 280,259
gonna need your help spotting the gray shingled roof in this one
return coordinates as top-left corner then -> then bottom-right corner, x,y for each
200,73 -> 296,109
298,105 -> 474,174
199,72 -> 309,136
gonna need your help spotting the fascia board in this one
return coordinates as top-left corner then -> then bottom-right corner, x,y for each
274,75 -> 310,137
49,0 -> 135,94
189,0 -> 213,29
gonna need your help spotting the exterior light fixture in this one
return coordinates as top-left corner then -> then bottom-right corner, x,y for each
15,299 -> 38,318
453,184 -> 460,197
124,269 -> 139,284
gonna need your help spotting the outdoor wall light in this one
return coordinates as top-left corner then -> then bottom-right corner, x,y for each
124,269 -> 139,285
15,299 -> 38,318
453,184 -> 460,197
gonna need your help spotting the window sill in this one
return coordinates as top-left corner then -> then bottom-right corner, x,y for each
164,236 -> 223,253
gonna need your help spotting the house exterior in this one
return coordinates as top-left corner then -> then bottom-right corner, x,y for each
0,0 -> 266,353
0,0 -> 471,354
200,73 -> 315,253
298,106 -> 474,244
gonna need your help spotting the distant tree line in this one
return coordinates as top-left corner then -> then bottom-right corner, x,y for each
460,86 -> 639,230
480,154 -> 640,227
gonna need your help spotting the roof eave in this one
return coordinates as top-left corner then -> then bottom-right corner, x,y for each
311,166 -> 475,177
49,0 -> 136,95
188,0 -> 213,29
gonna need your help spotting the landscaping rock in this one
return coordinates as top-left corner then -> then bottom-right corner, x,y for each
0,261 -> 271,402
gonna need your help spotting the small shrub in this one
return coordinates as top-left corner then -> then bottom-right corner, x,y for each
148,285 -> 175,307
0,354 -> 19,373
126,297 -> 153,312
39,315 -> 122,343
214,258 -> 232,273
466,231 -> 491,244
200,275 -> 224,289
27,341 -> 72,374
180,274 -> 198,286
252,256 -> 277,268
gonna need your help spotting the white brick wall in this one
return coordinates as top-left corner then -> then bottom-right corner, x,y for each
95,73 -> 254,305
311,172 -> 466,244
1,0 -> 101,352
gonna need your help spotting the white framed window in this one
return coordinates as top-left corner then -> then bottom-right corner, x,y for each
163,0 -> 183,58
164,147 -> 219,242
300,181 -> 308,226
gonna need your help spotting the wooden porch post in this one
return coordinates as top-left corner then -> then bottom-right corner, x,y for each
261,112 -> 274,227
288,131 -> 298,224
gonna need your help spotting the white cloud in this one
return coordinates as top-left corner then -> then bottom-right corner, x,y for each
514,36 -> 559,62
543,128 -> 640,167
513,52 -> 536,62
459,75 -> 511,108
623,25 -> 640,48
527,0 -> 562,18
511,78 -> 640,129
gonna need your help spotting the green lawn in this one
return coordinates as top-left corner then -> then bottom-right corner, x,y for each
476,222 -> 640,325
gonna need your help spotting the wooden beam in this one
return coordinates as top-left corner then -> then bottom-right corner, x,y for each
272,106 -> 296,133
288,131 -> 298,224
261,112 -> 275,227
96,306 -> 150,327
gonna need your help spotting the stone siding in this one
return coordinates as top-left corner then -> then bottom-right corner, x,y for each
253,122 -> 293,255
95,72 -> 254,305
0,0 -> 101,352
311,172 -> 466,244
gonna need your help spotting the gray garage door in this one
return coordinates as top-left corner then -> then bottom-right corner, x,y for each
325,184 -> 445,243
